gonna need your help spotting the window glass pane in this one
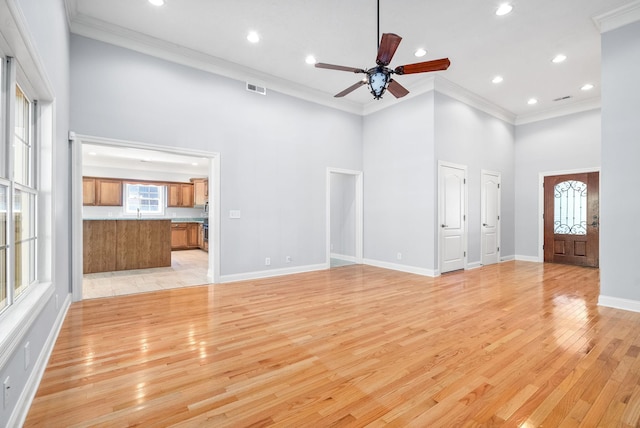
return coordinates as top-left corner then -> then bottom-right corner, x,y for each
14,85 -> 31,186
554,180 -> 587,235
0,184 -> 6,311
14,189 -> 35,296
125,184 -> 165,215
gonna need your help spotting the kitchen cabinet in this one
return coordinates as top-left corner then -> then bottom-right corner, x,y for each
83,177 -> 123,206
171,222 -> 202,250
167,183 -> 194,207
83,220 -> 170,274
191,178 -> 208,206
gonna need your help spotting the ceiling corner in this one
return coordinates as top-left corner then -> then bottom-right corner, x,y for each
593,0 -> 640,33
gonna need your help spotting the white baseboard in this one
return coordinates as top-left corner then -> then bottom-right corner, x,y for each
363,259 -> 437,277
466,261 -> 482,270
220,263 -> 327,283
515,255 -> 541,263
500,255 -> 515,262
598,295 -> 640,313
330,253 -> 357,263
14,293 -> 72,427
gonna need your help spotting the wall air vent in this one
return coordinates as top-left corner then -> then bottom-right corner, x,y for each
553,95 -> 573,102
246,82 -> 267,95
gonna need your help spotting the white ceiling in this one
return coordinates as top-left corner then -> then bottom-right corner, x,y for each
66,0 -> 635,123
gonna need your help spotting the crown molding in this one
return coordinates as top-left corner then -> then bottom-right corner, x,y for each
69,14 -> 364,116
514,97 -> 601,125
593,0 -> 640,33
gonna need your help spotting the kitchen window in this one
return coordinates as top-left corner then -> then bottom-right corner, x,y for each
124,183 -> 165,216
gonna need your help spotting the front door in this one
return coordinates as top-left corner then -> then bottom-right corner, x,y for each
544,172 -> 599,267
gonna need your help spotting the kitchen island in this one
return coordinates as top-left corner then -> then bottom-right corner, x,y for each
83,219 -> 172,274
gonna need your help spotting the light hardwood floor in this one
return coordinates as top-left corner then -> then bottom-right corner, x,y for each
83,249 -> 210,299
25,261 -> 640,426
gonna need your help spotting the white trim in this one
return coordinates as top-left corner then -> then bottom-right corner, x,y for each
500,255 -> 516,262
593,1 -> 640,33
220,263 -> 326,284
515,255 -> 541,263
364,258 -> 438,277
537,167 -> 601,263
466,261 -> 482,270
598,295 -> 640,313
12,293 -> 71,427
70,133 -> 222,299
326,168 -> 364,268
330,253 -> 357,263
515,98 -> 601,126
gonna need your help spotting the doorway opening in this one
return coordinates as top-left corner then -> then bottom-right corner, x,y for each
70,134 -> 220,301
326,168 -> 363,268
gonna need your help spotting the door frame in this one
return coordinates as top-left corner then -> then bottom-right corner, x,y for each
325,167 -> 363,268
481,169 -> 501,266
537,167 -> 600,263
70,133 -> 221,302
438,160 -> 468,275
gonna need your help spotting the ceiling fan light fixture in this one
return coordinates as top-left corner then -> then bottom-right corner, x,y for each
496,3 -> 513,16
368,68 -> 390,99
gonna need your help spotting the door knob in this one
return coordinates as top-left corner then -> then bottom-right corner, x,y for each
482,223 -> 488,227
441,224 -> 448,228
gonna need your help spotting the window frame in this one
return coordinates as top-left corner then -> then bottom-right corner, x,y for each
123,182 -> 166,216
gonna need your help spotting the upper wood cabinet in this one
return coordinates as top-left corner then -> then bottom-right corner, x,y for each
167,183 -> 194,207
191,178 -> 208,206
83,177 -> 123,206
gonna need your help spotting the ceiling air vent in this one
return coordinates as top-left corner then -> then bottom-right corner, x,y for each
246,82 -> 266,95
553,95 -> 572,102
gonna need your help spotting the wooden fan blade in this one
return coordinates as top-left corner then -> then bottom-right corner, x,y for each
394,58 -> 451,75
376,33 -> 402,66
387,79 -> 409,98
315,63 -> 366,73
334,80 -> 367,97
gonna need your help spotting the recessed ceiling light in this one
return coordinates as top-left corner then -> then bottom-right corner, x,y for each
492,76 -> 504,84
414,48 -> 427,58
496,3 -> 513,16
305,55 -> 317,65
247,31 -> 260,43
552,54 -> 567,63
528,98 -> 538,105
581,83 -> 594,91
148,0 -> 164,6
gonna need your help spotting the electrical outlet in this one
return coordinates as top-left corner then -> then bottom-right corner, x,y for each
265,257 -> 271,266
397,252 -> 402,260
24,342 -> 30,369
3,376 -> 10,409
286,256 -> 292,263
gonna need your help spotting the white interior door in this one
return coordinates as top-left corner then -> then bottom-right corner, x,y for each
481,170 -> 501,266
439,162 -> 466,274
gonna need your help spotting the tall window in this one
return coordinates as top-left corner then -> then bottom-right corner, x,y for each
0,59 -> 38,314
124,183 -> 165,216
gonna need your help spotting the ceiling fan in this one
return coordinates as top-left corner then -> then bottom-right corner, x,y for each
315,0 -> 451,100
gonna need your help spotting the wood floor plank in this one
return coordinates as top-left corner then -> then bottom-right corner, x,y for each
24,262 -> 640,426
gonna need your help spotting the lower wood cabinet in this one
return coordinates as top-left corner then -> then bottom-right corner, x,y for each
171,222 -> 201,250
83,220 -> 171,274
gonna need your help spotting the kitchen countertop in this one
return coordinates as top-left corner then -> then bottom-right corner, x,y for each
84,218 -> 206,223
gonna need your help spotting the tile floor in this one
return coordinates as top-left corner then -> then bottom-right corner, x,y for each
83,249 -> 210,299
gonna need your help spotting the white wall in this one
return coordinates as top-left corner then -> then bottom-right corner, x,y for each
363,93 -> 437,272
70,35 -> 363,276
435,92 -> 516,265
600,20 -> 640,305
514,109 -> 601,259
0,0 -> 70,426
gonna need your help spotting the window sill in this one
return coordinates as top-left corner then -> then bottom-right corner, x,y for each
0,282 -> 54,369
